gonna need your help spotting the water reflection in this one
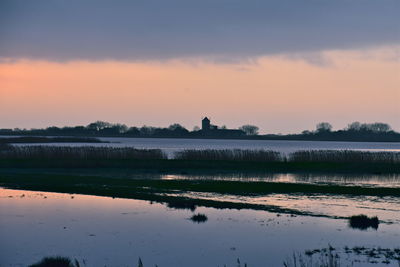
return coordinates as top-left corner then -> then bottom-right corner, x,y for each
1,188 -> 399,266
163,173 -> 400,188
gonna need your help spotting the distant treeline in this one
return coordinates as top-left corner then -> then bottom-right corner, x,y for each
1,121 -> 399,142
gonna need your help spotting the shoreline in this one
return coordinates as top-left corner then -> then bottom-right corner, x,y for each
1,172 -> 399,220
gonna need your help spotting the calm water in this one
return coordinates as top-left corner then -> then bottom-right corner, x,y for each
11,137 -> 400,157
1,185 -> 399,266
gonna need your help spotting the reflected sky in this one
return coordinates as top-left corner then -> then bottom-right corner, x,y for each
1,188 -> 399,266
163,173 -> 400,188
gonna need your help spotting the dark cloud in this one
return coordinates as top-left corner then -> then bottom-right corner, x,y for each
1,0 -> 399,61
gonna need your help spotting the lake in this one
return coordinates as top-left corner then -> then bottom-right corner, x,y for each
1,172 -> 400,266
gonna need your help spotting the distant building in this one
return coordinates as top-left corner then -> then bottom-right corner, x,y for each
199,117 -> 245,137
202,117 -> 211,131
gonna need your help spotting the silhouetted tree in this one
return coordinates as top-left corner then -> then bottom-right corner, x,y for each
316,122 -> 332,133
126,127 -> 140,136
168,123 -> 186,131
367,122 -> 392,133
239,125 -> 259,135
168,123 -> 189,135
140,126 -> 156,136
346,122 -> 392,133
347,121 -> 362,131
86,121 -> 112,131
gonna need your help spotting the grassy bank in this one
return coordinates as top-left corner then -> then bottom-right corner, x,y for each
0,147 -> 399,173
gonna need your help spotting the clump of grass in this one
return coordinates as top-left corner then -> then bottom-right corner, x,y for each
190,213 -> 208,223
289,150 -> 400,164
349,214 -> 379,230
29,256 -> 79,267
175,149 -> 283,162
0,146 -> 167,160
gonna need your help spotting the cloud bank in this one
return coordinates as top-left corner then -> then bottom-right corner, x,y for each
1,0 -> 399,61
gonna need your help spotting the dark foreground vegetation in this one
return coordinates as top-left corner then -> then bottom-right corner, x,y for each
0,146 -> 399,173
29,245 -> 400,267
1,120 -> 399,142
286,246 -> 400,266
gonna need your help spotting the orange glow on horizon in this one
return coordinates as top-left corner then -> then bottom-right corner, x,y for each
0,46 -> 399,133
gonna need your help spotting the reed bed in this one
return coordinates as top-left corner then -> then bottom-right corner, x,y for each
0,136 -> 103,144
289,150 -> 400,164
175,149 -> 400,164
0,145 -> 167,160
0,147 -> 399,169
174,149 -> 283,162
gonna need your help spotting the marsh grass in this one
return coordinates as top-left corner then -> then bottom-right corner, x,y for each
348,215 -> 379,230
0,136 -> 103,144
176,149 -> 400,164
289,150 -> 400,164
175,149 -> 283,162
0,146 -> 167,160
0,147 -> 399,173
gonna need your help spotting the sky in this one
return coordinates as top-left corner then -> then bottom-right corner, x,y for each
0,0 -> 399,133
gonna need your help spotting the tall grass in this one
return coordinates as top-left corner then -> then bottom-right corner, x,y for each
289,150 -> 400,163
0,136 -> 103,144
175,149 -> 400,164
1,147 -> 399,168
0,146 -> 167,160
175,149 -> 283,162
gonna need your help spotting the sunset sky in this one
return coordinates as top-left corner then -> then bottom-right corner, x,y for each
1,0 -> 399,133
